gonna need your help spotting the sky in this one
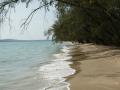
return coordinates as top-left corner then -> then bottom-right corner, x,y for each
0,1 -> 56,40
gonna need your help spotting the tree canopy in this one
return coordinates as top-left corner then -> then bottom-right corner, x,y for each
49,0 -> 120,46
1,0 -> 120,46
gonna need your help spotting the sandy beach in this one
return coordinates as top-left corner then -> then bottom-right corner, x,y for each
68,44 -> 120,90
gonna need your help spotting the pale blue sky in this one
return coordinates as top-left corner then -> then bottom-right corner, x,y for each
1,1 -> 56,40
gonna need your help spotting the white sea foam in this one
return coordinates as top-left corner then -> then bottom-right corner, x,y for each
39,61 -> 75,79
61,46 -> 70,53
38,45 -> 75,90
39,82 -> 70,90
53,53 -> 72,61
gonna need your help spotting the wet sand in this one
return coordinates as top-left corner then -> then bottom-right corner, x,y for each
68,44 -> 120,90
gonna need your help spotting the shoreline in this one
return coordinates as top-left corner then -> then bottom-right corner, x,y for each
67,44 -> 120,90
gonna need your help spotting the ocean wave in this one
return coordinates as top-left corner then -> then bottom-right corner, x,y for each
53,53 -> 72,61
38,45 -> 75,90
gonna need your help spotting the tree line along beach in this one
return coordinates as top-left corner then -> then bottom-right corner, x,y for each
1,0 -> 120,90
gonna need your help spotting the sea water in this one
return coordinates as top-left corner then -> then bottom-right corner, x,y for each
0,41 -> 75,90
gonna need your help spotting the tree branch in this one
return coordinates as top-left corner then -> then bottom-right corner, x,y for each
20,1 -> 54,31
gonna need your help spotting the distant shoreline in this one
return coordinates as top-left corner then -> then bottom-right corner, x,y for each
0,39 -> 51,42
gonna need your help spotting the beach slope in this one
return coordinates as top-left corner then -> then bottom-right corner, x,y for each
69,44 -> 120,90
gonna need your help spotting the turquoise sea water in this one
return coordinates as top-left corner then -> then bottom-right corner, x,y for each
0,41 -> 75,90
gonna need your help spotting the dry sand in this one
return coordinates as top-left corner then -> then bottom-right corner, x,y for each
68,44 -> 120,90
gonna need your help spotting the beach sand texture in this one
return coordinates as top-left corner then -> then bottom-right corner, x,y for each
68,44 -> 120,90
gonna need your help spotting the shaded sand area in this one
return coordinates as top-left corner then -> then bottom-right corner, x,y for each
68,44 -> 120,90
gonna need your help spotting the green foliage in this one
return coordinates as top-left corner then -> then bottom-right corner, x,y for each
1,0 -> 120,46
49,0 -> 120,46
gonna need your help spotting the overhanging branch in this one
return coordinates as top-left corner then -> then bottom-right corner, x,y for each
20,1 -> 54,31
